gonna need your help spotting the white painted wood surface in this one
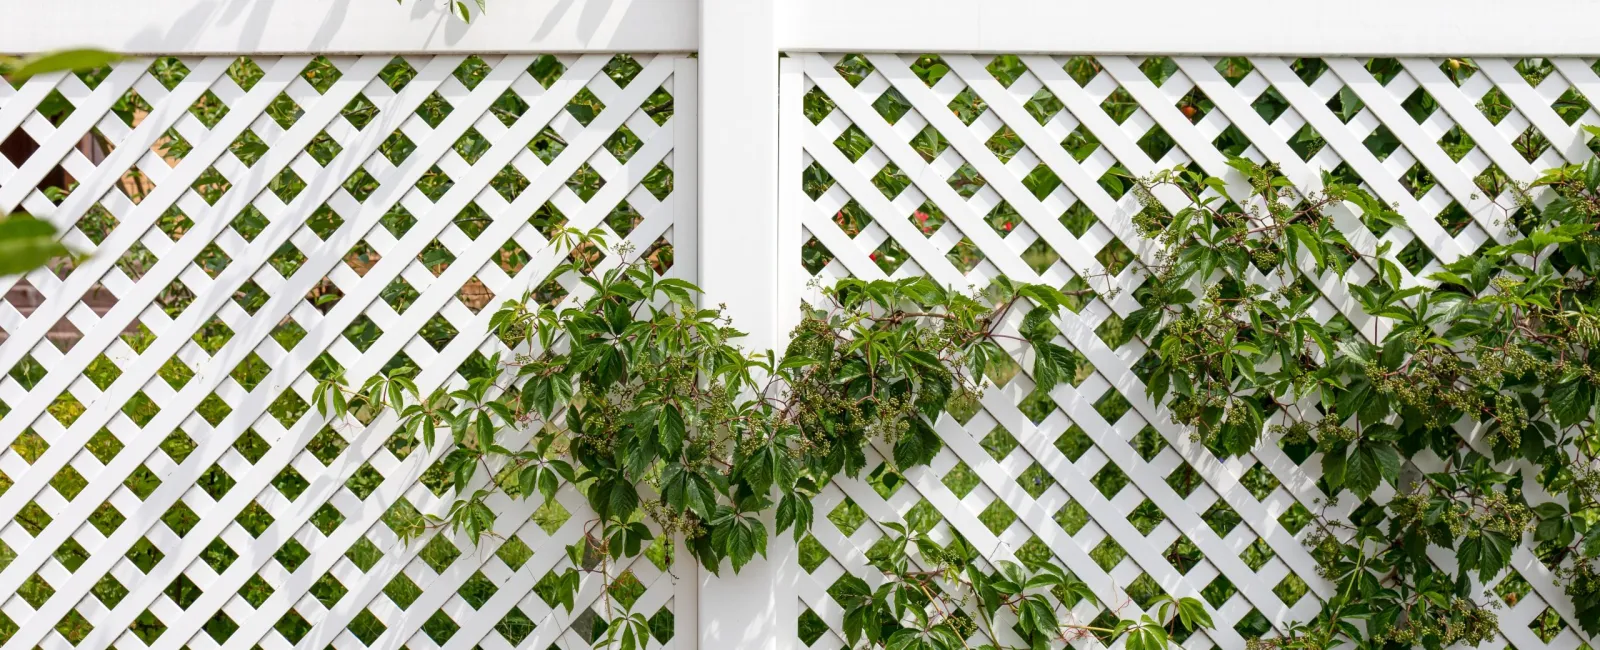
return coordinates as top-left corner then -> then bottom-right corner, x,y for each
2,1 -> 1600,649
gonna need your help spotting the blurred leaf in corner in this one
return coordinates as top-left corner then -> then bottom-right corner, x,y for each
2,48 -> 122,82
0,214 -> 71,276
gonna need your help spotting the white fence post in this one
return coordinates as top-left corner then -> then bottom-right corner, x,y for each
697,1 -> 794,650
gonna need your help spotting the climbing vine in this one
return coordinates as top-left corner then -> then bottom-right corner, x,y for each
315,226 -> 1212,649
1127,154 -> 1600,649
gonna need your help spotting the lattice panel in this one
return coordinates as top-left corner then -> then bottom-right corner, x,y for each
0,53 -> 692,650
783,53 -> 1600,650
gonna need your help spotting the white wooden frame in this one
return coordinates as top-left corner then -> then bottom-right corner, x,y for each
5,1 -> 1600,649
8,0 -> 1600,56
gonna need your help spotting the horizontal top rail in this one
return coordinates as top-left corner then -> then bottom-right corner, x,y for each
5,0 -> 1600,55
0,0 -> 700,54
780,0 -> 1600,57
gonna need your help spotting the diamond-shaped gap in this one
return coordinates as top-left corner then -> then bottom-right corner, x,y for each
458,570 -> 499,609
799,234 -> 836,275
1124,572 -> 1164,611
232,278 -> 268,316
870,160 -> 911,201
1203,500 -> 1242,536
274,609 -> 311,643
411,88 -> 453,128
833,53 -> 874,86
419,314 -> 459,351
518,53 -> 564,89
1050,498 -> 1088,535
600,123 -> 645,163
1399,85 -> 1438,122
51,537 -> 88,572
1240,464 -> 1281,501
1286,122 -> 1326,161
483,165 -> 529,205
642,160 -> 674,201
54,609 -> 94,645
948,86 -> 987,126
826,498 -> 867,536
566,87 -> 606,126
607,570 -> 646,611
266,91 -> 304,130
910,124 -> 950,163
564,162 -> 605,202
66,201 -> 119,249
1234,609 -> 1273,639
641,84 -> 675,126
195,241 -> 231,279
595,53 -> 643,89
864,463 -> 905,500
1089,536 -> 1126,571
1274,572 -> 1309,606
154,204 -> 194,242
48,393 -> 85,427
1016,462 -> 1054,499
380,276 -> 420,314
1097,85 -> 1140,124
227,129 -> 269,167
410,164 -> 452,202
162,500 -> 200,537
275,538 -> 310,572
92,573 -> 129,608
274,466 -> 309,501
1396,239 -> 1437,278
1130,425 -> 1167,462
985,200 -> 1023,238
1090,463 -> 1129,499
1496,571 -> 1533,607
1434,201 -> 1474,237
1165,534 -> 1202,574
342,314 -> 382,352
972,498 -> 1014,537
1239,537 -> 1275,570
1436,124 -> 1476,162
907,200 -> 949,238
419,536 -> 462,574
532,498 -> 570,535
452,127 -> 490,165
941,461 -> 980,498
1363,124 -> 1401,161
234,501 -> 273,537
1135,122 -> 1176,161
1128,498 -> 1165,535
495,535 -> 534,572
910,55 -> 952,87
1513,124 -> 1554,164
299,56 -> 342,94
197,463 -> 235,500
527,126 -> 569,165
1096,237 -> 1136,277
309,570 -> 349,609
345,609 -> 385,645
495,607 -> 536,646
872,86 -> 912,125
1054,424 -> 1093,461
801,159 -> 836,201
940,233 -> 979,273
304,129 -> 343,167
449,55 -> 492,90
832,124 -> 872,162
984,125 -> 1023,164
947,162 -> 986,198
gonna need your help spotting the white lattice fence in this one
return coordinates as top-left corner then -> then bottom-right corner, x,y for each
780,53 -> 1600,650
0,53 -> 695,650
